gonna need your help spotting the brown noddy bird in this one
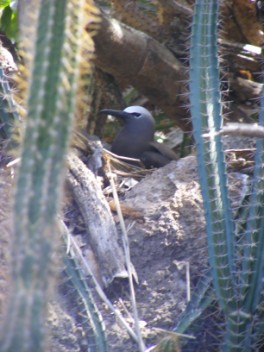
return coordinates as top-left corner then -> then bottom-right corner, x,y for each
100,106 -> 178,168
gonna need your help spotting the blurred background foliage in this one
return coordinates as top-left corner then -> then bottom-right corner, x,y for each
0,1 -> 17,41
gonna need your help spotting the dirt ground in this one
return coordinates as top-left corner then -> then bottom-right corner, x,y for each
0,150 -> 251,352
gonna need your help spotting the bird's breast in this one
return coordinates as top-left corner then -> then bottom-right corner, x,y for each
111,125 -> 154,159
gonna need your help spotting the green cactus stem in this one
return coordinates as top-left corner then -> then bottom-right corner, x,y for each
0,1 -> 99,351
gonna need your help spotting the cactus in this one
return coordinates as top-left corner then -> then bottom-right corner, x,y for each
175,0 -> 264,351
0,45 -> 20,148
189,0 -> 236,315
61,229 -> 107,352
0,1 -> 100,351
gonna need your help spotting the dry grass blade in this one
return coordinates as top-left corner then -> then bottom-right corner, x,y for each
106,160 -> 146,352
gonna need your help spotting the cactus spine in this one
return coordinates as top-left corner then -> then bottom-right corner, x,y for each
0,1 -> 99,351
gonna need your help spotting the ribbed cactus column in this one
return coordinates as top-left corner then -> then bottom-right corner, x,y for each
189,1 -> 239,350
0,47 -> 19,146
190,0 -> 235,313
0,1 -> 98,351
189,1 -> 264,351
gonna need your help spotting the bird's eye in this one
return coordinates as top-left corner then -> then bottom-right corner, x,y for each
132,112 -> 141,118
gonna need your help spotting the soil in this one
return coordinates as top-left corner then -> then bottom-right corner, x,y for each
0,152 -> 251,352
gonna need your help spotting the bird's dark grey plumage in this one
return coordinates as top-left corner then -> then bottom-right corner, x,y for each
100,106 -> 178,168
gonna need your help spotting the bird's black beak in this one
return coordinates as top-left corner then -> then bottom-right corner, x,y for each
99,109 -> 131,120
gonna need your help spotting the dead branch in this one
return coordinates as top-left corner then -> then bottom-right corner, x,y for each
67,152 -> 129,287
92,11 -> 191,131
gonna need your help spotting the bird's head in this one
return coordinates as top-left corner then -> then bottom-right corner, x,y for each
100,105 -> 155,127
